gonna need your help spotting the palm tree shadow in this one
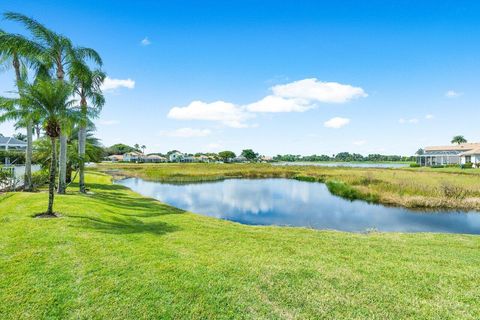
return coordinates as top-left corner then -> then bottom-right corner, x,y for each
70,215 -> 180,235
83,183 -> 186,218
67,182 -> 185,235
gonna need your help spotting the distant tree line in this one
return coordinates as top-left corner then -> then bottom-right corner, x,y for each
273,152 -> 415,162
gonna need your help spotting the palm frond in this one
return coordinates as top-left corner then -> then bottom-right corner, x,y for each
75,47 -> 103,66
4,12 -> 55,44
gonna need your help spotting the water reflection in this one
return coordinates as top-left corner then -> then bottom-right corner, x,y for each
117,178 -> 480,234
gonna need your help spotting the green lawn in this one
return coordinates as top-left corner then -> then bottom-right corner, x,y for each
1,172 -> 480,319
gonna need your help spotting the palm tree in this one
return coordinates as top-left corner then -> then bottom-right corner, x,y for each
5,12 -> 102,194
70,62 -> 105,193
141,145 -> 146,154
0,29 -> 43,191
33,124 -> 104,185
134,143 -> 140,151
1,79 -> 76,215
451,135 -> 467,145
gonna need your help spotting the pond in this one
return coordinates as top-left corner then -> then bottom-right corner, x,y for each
116,178 -> 480,235
274,162 -> 410,168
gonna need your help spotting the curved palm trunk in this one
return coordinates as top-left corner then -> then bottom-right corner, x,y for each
24,120 -> 33,191
47,136 -> 57,215
78,126 -> 86,193
58,133 -> 67,194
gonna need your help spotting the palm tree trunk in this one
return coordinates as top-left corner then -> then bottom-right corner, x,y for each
47,136 -> 56,215
58,133 -> 67,194
12,54 -> 34,192
78,126 -> 86,193
24,120 -> 33,191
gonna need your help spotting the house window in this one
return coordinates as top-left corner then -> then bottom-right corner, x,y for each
465,156 -> 471,163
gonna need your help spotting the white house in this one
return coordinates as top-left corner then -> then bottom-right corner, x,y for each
0,136 -> 27,165
123,151 -> 144,162
0,136 -> 27,151
417,143 -> 480,166
168,151 -> 184,162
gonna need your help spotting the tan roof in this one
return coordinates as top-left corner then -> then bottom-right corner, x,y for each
460,148 -> 480,156
146,155 -> 166,159
108,154 -> 123,159
425,143 -> 480,152
124,151 -> 143,156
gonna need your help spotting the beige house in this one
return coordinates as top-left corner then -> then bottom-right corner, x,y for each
417,143 -> 480,166
145,155 -> 167,163
123,151 -> 144,162
106,154 -> 124,162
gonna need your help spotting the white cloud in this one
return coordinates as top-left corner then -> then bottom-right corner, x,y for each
159,128 -> 212,138
445,90 -> 462,98
399,118 -> 419,124
425,114 -> 434,120
166,78 -> 366,126
99,119 -> 119,126
140,37 -> 151,46
167,100 -> 253,128
324,117 -> 350,129
272,78 -> 368,103
101,77 -> 135,92
353,140 -> 367,146
206,142 -> 222,150
245,95 -> 312,113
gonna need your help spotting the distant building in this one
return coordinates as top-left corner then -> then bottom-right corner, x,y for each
417,143 -> 480,166
233,155 -> 248,163
106,154 -> 124,162
0,136 -> 27,165
0,136 -> 27,151
123,151 -> 144,162
195,155 -> 214,163
260,155 -> 273,162
168,151 -> 184,162
145,155 -> 167,163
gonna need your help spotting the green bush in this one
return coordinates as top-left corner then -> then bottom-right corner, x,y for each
31,170 -> 49,190
431,165 -> 445,169
462,162 -> 473,169
326,180 -> 379,203
409,163 -> 420,168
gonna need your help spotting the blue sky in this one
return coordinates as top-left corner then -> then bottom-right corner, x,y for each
1,0 -> 480,156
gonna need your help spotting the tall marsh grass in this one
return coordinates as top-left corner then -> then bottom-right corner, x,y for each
98,163 -> 480,210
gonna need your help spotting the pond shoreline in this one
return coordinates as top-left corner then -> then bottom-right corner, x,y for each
116,177 -> 480,234
98,163 -> 480,211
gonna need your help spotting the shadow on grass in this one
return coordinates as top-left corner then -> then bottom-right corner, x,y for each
70,215 -> 180,235
66,182 -> 184,235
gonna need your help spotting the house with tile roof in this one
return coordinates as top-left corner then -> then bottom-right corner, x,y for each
417,143 -> 480,166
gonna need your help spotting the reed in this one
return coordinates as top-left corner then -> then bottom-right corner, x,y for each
98,163 -> 480,210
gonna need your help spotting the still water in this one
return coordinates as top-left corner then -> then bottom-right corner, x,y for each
117,178 -> 480,234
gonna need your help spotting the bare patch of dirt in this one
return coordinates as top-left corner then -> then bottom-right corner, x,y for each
34,212 -> 62,219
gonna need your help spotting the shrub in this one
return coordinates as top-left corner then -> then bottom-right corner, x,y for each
0,169 -> 20,191
462,162 -> 473,169
326,180 -> 378,203
31,170 -> 49,190
431,165 -> 445,169
440,181 -> 466,199
294,175 -> 316,182
409,163 -> 420,168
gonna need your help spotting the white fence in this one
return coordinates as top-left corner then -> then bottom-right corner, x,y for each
0,165 -> 41,191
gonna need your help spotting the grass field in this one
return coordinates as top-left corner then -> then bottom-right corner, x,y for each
1,171 -> 479,319
98,163 -> 480,210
